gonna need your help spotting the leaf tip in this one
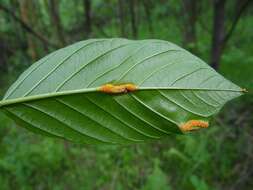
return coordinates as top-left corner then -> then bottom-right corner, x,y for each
0,101 -> 4,108
241,88 -> 248,93
179,120 -> 209,132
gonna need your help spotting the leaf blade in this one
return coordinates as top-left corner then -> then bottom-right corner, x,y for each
0,38 -> 243,144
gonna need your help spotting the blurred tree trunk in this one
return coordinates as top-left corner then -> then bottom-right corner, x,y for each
129,0 -> 138,39
142,0 -> 153,36
211,0 -> 251,69
9,0 -> 24,46
118,0 -> 127,37
20,0 -> 38,60
0,37 -> 8,73
48,0 -> 66,46
0,4 -> 58,49
181,0 -> 198,53
83,0 -> 91,37
222,0 -> 251,49
211,0 -> 225,70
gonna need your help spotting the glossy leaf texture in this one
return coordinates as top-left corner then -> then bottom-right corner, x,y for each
0,39 -> 243,144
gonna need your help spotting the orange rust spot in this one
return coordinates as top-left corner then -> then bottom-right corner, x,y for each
179,120 -> 209,132
99,83 -> 137,94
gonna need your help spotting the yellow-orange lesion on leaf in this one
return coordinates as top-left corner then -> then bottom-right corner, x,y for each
179,120 -> 209,132
99,83 -> 137,94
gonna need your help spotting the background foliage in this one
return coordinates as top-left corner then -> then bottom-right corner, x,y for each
0,0 -> 252,189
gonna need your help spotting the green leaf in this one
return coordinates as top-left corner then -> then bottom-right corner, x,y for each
0,38 -> 243,144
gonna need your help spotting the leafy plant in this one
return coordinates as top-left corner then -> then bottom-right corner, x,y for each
0,38 -> 244,144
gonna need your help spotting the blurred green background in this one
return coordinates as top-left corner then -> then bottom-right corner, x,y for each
0,0 -> 252,189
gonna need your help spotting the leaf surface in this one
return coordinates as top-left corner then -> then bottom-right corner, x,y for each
0,39 -> 243,144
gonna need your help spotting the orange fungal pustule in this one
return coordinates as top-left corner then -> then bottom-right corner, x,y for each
99,83 -> 137,94
179,120 -> 209,132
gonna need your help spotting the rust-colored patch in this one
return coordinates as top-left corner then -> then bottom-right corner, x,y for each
179,120 -> 209,132
99,83 -> 137,94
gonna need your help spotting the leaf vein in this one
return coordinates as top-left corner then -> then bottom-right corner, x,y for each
117,49 -> 181,82
85,96 -> 150,141
130,94 -> 179,126
55,42 -> 135,91
55,98 -> 134,143
170,67 -> 208,86
22,102 -> 109,143
158,90 -> 210,117
113,96 -> 170,135
86,43 -> 148,87
4,53 -> 54,99
23,39 -> 105,97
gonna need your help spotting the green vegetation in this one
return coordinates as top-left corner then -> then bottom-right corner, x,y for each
0,0 -> 252,189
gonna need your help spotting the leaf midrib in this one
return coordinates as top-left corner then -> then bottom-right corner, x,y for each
0,87 -> 243,108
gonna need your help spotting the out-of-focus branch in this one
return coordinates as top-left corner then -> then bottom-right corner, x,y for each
129,0 -> 138,39
83,0 -> 92,37
222,0 -> 251,50
0,3 -> 59,48
48,0 -> 66,46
